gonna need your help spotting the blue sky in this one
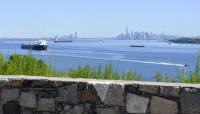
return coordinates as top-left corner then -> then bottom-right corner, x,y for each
0,0 -> 200,38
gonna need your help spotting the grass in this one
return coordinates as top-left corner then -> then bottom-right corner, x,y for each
0,54 -> 141,81
0,53 -> 200,83
153,53 -> 200,83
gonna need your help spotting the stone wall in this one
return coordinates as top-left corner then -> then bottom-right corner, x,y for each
0,76 -> 199,114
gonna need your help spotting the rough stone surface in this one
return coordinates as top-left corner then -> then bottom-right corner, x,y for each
180,88 -> 200,113
8,80 -> 24,86
56,84 -> 79,105
19,92 -> 36,108
38,98 -> 55,112
150,96 -> 178,114
1,88 -> 20,99
96,107 -> 119,114
32,80 -> 49,87
63,105 -> 72,112
95,84 -> 124,106
0,80 -> 7,87
79,84 -> 100,103
126,93 -> 149,113
125,84 -> 138,94
2,101 -> 21,114
139,85 -> 159,94
57,103 -> 63,112
94,84 -> 109,102
0,76 -> 200,114
160,86 -> 180,97
65,104 -> 92,114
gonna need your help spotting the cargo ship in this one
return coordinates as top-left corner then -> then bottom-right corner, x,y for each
21,39 -> 48,50
54,38 -> 72,43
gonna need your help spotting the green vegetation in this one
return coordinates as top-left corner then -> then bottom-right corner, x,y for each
0,54 -> 141,80
154,53 -> 200,83
68,62 -> 141,80
0,53 -> 200,83
169,38 -> 200,44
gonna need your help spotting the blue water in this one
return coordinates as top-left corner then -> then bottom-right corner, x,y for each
0,39 -> 199,81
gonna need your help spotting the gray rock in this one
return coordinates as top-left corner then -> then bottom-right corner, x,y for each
63,105 -> 72,112
0,80 -> 7,87
56,84 -> 79,105
96,107 -> 119,114
139,85 -> 159,94
94,84 -> 125,106
8,80 -> 24,86
126,93 -> 149,113
57,103 -> 64,112
180,88 -> 200,113
38,98 -> 55,112
19,92 -> 36,108
180,87 -> 200,95
65,104 -> 92,114
1,88 -> 20,99
65,105 -> 84,114
21,107 -> 34,114
94,84 -> 109,102
32,80 -> 49,87
125,84 -> 138,94
150,96 -> 178,114
160,86 -> 180,97
79,84 -> 100,103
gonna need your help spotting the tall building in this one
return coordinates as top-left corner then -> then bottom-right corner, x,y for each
74,32 -> 78,39
125,27 -> 130,39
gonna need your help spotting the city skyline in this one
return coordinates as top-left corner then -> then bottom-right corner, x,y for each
0,0 -> 200,38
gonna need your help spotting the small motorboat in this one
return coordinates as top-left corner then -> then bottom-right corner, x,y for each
129,45 -> 145,47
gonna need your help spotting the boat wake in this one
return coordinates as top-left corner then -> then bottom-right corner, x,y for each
36,53 -> 185,67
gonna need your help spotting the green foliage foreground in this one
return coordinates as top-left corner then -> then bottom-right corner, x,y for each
0,54 -> 141,81
0,53 -> 200,83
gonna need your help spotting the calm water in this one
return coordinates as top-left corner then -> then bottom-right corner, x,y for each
0,39 -> 199,81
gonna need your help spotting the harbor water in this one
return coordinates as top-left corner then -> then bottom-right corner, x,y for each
0,39 -> 199,81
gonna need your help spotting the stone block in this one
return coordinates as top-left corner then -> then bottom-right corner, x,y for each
63,105 -> 72,112
0,80 -> 7,87
65,104 -> 92,114
139,85 -> 159,94
180,87 -> 200,95
125,84 -> 138,94
94,84 -> 125,106
1,88 -> 20,99
180,88 -> 200,113
150,96 -> 178,114
32,80 -> 50,87
79,84 -> 100,104
159,86 -> 180,97
96,107 -> 119,114
38,98 -> 55,112
56,84 -> 79,105
19,92 -> 36,108
126,93 -> 149,113
94,84 -> 109,102
8,80 -> 24,86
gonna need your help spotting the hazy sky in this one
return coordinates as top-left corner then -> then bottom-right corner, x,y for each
0,0 -> 200,38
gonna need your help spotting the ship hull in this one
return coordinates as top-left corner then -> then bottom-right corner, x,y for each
54,40 -> 72,43
21,44 -> 47,50
129,45 -> 145,47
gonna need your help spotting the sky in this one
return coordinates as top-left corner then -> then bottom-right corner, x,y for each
0,0 -> 200,38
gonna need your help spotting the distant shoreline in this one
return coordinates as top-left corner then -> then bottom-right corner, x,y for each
169,38 -> 200,44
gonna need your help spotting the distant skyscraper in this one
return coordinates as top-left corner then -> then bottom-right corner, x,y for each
125,27 -> 130,39
74,32 -> 77,39
131,30 -> 134,39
